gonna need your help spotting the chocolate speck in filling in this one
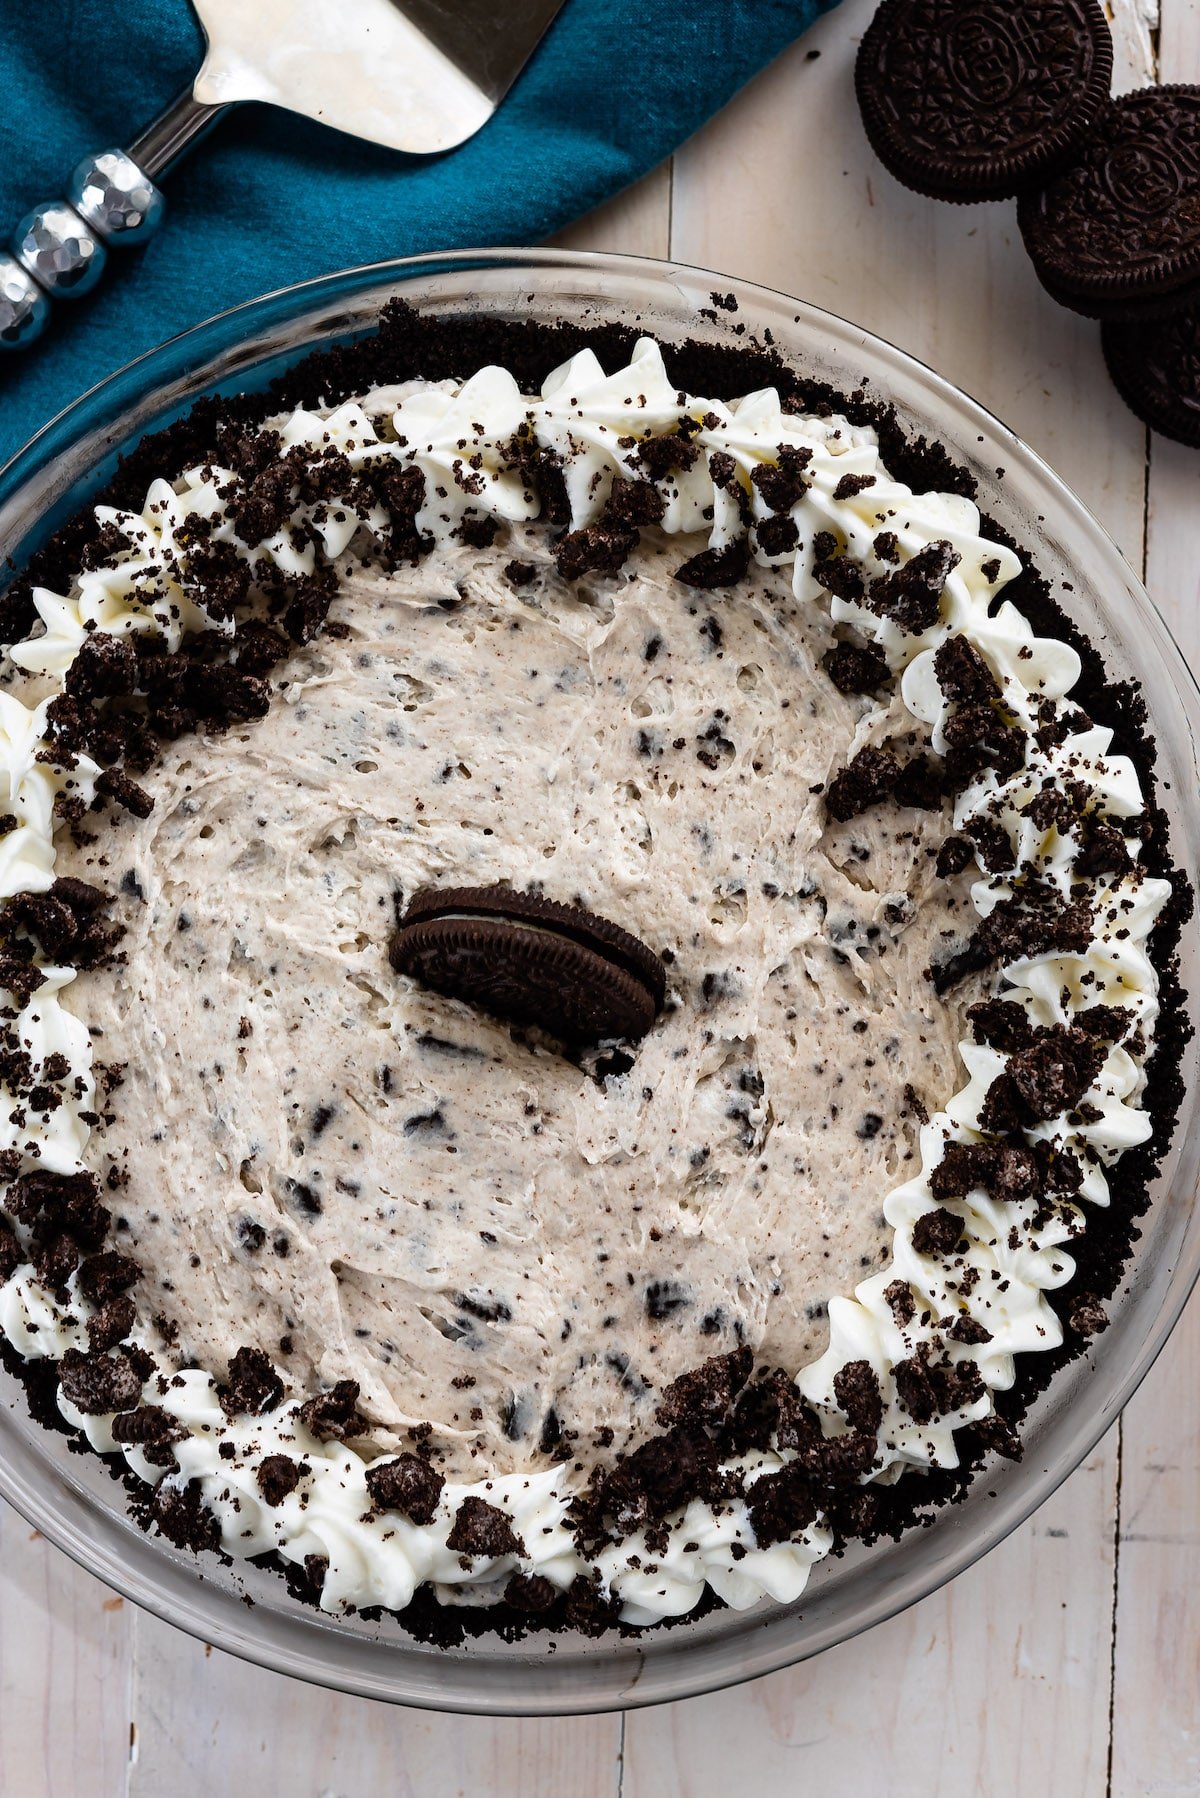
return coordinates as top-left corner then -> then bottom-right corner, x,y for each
365,1452 -> 445,1525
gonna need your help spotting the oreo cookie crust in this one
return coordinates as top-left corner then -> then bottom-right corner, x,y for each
1018,86 -> 1200,321
0,302 -> 1188,1642
856,0 -> 1113,204
1103,301 -> 1200,447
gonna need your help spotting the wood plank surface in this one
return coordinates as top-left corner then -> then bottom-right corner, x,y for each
2,0 -> 1197,1791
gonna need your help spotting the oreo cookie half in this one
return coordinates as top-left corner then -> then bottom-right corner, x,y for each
390,886 -> 665,1046
1103,301 -> 1200,447
855,0 -> 1113,204
1018,86 -> 1200,320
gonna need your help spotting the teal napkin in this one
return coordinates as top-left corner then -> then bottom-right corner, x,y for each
0,0 -> 840,461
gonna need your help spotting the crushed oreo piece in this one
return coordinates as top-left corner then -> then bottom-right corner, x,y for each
911,1207 -> 965,1257
825,745 -> 900,821
756,512 -> 800,558
504,1571 -> 558,1614
822,639 -> 891,695
936,835 -> 975,878
86,1294 -> 137,1353
746,1459 -> 818,1547
967,998 -> 1036,1053
296,1379 -> 365,1442
1067,1291 -> 1108,1338
868,540 -> 959,633
445,1496 -> 525,1559
1005,1024 -> 1107,1122
58,1347 -> 145,1415
555,522 -> 638,581
893,752 -> 944,811
365,1452 -> 445,1525
110,1404 -> 186,1449
218,1345 -> 284,1418
656,1346 -> 753,1429
934,635 -> 1000,704
77,1252 -> 140,1306
257,1453 -> 304,1505
832,1359 -> 884,1434
894,1344 -> 985,1424
674,538 -> 750,590
148,1480 -> 220,1553
95,768 -> 154,820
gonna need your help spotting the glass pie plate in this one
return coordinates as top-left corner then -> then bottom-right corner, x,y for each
0,249 -> 1197,1716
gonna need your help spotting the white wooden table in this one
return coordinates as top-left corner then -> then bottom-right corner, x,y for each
3,2 -> 1198,1791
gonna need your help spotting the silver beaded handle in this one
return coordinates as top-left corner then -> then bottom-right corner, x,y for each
0,89 -> 227,351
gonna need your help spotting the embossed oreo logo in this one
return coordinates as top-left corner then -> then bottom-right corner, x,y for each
1102,142 -> 1184,218
944,11 -> 1024,109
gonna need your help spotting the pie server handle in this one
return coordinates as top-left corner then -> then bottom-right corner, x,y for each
0,86 -> 228,353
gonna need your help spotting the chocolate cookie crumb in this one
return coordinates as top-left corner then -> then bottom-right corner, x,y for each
58,1347 -> 144,1415
365,1452 -> 445,1525
825,745 -> 901,821
504,1571 -> 557,1614
297,1380 -> 365,1442
911,1208 -> 965,1257
674,539 -> 751,589
833,1359 -> 884,1433
257,1454 -> 304,1505
218,1345 -> 284,1418
822,639 -> 891,695
445,1496 -> 525,1559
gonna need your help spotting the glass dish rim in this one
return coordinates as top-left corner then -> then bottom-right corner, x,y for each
0,245 -> 1197,1716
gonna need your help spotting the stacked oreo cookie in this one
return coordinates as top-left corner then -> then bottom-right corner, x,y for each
856,0 -> 1200,447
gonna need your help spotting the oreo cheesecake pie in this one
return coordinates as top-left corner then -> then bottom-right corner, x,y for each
0,304 -> 1187,1638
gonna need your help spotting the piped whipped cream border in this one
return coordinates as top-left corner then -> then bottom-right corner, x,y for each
0,338 -> 1171,1629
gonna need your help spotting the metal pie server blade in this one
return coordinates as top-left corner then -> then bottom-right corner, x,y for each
193,0 -> 567,154
2,0 -> 568,350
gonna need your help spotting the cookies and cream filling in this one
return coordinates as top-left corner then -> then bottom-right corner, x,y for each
0,335 -> 1174,1627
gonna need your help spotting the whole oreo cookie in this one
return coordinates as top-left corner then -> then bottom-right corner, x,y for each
390,885 -> 665,1046
1102,302 -> 1200,446
1019,86 -> 1200,320
855,0 -> 1113,204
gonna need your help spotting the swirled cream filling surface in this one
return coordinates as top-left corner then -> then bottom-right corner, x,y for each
58,527 -> 975,1479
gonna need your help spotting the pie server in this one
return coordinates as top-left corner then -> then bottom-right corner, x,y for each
1,0 -> 566,352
